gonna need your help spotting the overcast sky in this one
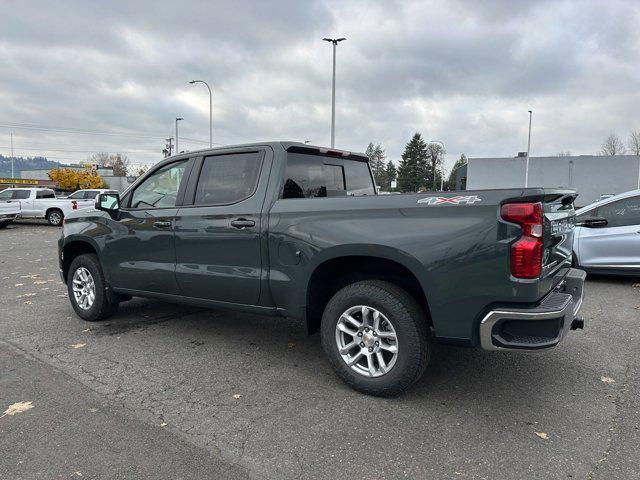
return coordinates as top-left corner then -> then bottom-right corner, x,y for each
1,0 -> 639,170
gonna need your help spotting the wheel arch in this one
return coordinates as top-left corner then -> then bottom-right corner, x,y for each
61,237 -> 101,283
45,207 -> 64,223
303,247 -> 433,335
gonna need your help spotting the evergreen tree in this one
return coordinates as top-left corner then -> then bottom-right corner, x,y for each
365,142 -> 387,188
397,133 -> 428,192
385,161 -> 397,190
447,154 -> 467,190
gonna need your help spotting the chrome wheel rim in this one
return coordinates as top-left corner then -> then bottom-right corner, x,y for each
49,212 -> 62,225
72,267 -> 96,310
335,305 -> 398,377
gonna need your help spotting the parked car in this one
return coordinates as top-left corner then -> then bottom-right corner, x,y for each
0,199 -> 21,229
58,142 -> 585,396
65,189 -> 118,208
573,189 -> 640,275
0,187 -> 88,226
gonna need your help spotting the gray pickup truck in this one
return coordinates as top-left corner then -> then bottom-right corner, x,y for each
58,142 -> 585,396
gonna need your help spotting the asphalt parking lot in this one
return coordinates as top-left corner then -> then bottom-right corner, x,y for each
1,220 -> 639,479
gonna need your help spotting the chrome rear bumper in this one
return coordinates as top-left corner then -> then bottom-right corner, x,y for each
479,268 -> 586,351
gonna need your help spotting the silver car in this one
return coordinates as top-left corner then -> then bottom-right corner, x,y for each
573,189 -> 640,275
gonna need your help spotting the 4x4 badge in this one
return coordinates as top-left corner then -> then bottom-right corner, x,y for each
417,195 -> 482,205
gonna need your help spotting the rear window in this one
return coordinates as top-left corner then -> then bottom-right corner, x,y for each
282,153 -> 375,199
36,190 -> 55,199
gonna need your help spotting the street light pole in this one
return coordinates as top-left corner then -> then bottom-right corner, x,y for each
189,80 -> 213,148
323,37 -> 346,148
524,110 -> 532,187
175,117 -> 183,154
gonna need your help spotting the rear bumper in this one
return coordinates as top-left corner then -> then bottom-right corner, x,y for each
479,268 -> 586,351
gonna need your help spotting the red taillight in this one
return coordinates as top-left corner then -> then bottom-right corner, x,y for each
72,200 -> 77,210
501,202 -> 543,279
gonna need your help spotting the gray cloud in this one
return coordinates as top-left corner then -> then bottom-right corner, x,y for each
0,0 -> 639,170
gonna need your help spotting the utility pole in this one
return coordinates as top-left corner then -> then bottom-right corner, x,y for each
175,117 -> 183,154
10,132 -> 14,179
524,110 -> 532,187
164,137 -> 174,158
323,37 -> 346,148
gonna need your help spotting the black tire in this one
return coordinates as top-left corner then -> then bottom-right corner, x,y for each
320,280 -> 432,397
67,253 -> 117,321
46,209 -> 64,226
0,221 -> 9,229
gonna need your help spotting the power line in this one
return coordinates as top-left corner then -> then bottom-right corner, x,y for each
0,121 -> 167,140
0,121 -> 215,145
7,136 -> 163,150
0,145 -> 159,154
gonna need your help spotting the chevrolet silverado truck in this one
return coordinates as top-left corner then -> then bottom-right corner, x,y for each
0,187 -> 89,226
58,142 -> 586,396
0,198 -> 21,228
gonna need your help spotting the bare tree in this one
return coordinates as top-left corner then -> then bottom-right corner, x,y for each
557,151 -> 572,157
85,152 -> 130,176
86,152 -> 111,166
628,130 -> 640,155
425,142 -> 446,190
600,133 -> 626,156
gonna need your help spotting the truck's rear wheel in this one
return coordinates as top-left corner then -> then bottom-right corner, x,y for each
320,280 -> 431,396
46,209 -> 64,226
67,253 -> 117,321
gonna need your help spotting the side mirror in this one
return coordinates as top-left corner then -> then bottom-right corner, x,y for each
95,192 -> 120,212
579,216 -> 608,228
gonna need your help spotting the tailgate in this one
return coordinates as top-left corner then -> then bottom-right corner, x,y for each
541,191 -> 577,278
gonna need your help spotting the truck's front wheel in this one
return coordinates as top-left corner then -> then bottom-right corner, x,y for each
67,253 -> 117,321
320,280 -> 431,396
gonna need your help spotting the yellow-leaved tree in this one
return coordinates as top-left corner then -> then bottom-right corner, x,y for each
49,167 -> 107,191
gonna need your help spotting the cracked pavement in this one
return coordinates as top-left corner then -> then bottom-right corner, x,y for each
1,220 -> 639,479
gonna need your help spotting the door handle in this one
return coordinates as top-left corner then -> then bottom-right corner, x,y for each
153,220 -> 172,229
230,218 -> 255,229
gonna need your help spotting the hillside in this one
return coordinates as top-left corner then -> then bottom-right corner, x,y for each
0,155 -> 60,178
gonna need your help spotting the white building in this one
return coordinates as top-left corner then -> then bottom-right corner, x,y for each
467,154 -> 640,207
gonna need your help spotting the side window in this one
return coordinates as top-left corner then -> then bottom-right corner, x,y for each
68,191 -> 84,199
41,190 -> 55,199
596,196 -> 640,228
194,152 -> 262,205
130,160 -> 188,209
14,190 -> 31,199
282,154 -> 346,199
0,190 -> 13,200
83,190 -> 99,199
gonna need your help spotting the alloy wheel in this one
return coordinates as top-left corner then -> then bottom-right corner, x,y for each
72,267 -> 96,310
335,305 -> 399,377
